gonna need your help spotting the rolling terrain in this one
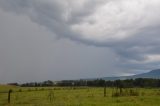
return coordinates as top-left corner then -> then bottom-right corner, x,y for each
101,69 -> 160,80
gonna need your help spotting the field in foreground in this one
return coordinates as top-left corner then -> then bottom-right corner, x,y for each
0,85 -> 160,106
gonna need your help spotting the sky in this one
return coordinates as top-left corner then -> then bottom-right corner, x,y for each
0,0 -> 160,83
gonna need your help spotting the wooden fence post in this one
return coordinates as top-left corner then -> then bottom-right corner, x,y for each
104,82 -> 106,97
8,89 -> 12,103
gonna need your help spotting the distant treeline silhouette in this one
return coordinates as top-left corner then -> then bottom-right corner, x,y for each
19,78 -> 160,88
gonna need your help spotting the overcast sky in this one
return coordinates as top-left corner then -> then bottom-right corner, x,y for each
0,0 -> 160,83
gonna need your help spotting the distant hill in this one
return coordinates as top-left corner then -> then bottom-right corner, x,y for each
101,69 -> 160,81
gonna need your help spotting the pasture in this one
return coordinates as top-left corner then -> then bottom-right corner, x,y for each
0,85 -> 160,106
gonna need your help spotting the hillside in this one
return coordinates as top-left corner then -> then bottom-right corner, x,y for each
102,69 -> 160,80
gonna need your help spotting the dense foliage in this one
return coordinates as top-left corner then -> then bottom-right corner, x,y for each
20,78 -> 160,88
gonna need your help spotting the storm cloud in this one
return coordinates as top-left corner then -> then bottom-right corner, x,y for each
0,0 -> 160,83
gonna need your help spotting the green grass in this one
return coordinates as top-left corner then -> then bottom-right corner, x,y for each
0,85 -> 160,106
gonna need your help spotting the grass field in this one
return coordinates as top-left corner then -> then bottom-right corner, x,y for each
0,85 -> 160,106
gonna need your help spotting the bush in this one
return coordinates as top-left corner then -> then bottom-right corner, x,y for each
18,89 -> 22,92
129,89 -> 139,96
112,88 -> 139,97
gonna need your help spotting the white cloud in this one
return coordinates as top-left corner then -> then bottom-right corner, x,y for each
71,0 -> 160,42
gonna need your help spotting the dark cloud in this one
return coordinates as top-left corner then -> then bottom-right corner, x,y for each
0,0 -> 160,83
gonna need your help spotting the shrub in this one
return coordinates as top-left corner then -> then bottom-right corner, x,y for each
112,88 -> 139,97
18,89 -> 22,92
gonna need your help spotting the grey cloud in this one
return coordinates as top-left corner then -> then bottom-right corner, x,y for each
0,0 -> 160,83
0,0 -> 115,42
0,8 -> 122,83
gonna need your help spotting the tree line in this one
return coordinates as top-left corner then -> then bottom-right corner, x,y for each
18,78 -> 160,88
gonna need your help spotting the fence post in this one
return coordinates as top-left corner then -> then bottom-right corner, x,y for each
104,82 -> 106,97
8,89 -> 12,103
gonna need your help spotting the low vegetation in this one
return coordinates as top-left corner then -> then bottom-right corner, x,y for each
0,85 -> 160,106
20,78 -> 160,88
